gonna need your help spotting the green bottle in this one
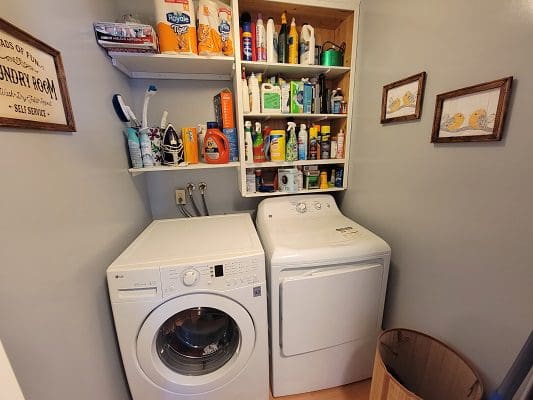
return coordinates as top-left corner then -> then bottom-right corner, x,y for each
278,11 -> 289,63
285,122 -> 297,161
253,122 -> 266,162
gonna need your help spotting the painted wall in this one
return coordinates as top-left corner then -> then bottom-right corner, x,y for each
341,0 -> 533,392
0,1 -> 152,400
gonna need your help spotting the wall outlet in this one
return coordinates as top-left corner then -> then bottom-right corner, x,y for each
175,189 -> 186,205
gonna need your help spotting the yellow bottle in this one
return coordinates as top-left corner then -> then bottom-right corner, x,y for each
288,17 -> 298,64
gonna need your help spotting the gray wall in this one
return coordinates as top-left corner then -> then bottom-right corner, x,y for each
341,0 -> 533,392
0,1 -> 152,400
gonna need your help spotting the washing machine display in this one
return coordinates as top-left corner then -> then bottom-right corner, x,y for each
156,307 -> 239,376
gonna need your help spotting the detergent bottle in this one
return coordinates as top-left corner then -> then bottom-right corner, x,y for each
204,122 -> 230,164
288,17 -> 298,64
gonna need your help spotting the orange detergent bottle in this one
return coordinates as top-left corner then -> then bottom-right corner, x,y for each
204,122 -> 230,164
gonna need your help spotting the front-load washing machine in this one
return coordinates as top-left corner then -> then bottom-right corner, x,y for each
256,195 -> 391,397
107,214 -> 269,400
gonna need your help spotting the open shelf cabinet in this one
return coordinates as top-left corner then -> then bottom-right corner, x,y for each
107,0 -> 360,198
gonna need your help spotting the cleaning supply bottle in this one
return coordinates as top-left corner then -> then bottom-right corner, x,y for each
309,125 -> 318,160
330,132 -> 337,160
244,120 -> 254,162
277,11 -> 289,63
242,21 -> 253,61
139,128 -> 155,167
241,67 -> 250,114
204,122 -> 229,164
269,129 -> 285,161
182,127 -> 199,164
285,121 -> 297,161
298,123 -> 308,160
248,73 -> 260,114
320,125 -> 331,159
331,88 -> 344,114
126,128 -> 143,168
266,17 -> 278,63
253,122 -> 266,162
299,24 -> 315,65
336,128 -> 345,159
288,17 -> 298,64
197,123 -> 207,161
256,13 -> 266,61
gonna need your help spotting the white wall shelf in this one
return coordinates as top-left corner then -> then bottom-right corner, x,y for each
246,159 -> 346,168
244,187 -> 345,198
109,52 -> 235,80
241,61 -> 350,80
129,162 -> 239,176
243,113 -> 347,120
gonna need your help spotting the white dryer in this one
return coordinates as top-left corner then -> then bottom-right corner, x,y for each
107,214 -> 269,400
256,195 -> 391,397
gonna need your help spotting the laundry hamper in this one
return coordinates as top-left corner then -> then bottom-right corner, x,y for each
369,328 -> 483,400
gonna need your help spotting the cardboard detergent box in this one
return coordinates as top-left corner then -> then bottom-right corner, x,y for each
214,89 -> 235,129
290,80 -> 304,114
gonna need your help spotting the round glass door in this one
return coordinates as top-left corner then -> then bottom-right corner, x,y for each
156,307 -> 240,376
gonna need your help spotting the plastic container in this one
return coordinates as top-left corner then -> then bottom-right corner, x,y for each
126,127 -> 143,168
241,67 -> 250,114
269,130 -> 286,161
278,168 -> 298,193
261,83 -> 281,113
204,122 -> 229,164
154,0 -> 197,54
298,124 -> 308,160
320,125 -> 331,159
309,126 -> 318,160
244,120 -> 254,162
253,122 -> 266,162
370,329 -> 483,400
288,17 -> 298,64
256,13 -> 266,61
266,17 -> 278,63
285,122 -> 297,161
139,128 -> 155,167
278,12 -> 288,63
248,73 -> 260,114
242,21 -> 253,61
299,24 -> 315,65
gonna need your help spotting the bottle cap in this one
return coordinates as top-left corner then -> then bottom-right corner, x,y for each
321,125 -> 331,134
207,122 -> 218,129
300,123 -> 306,130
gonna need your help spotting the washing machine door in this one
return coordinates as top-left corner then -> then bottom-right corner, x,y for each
136,293 -> 255,395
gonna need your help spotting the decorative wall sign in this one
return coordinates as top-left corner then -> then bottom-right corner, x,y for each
0,18 -> 75,132
381,72 -> 426,123
431,77 -> 512,143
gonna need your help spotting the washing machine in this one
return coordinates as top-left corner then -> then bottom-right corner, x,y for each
107,214 -> 269,400
256,194 -> 391,397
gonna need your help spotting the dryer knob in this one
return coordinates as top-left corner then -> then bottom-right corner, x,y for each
296,202 -> 307,213
182,269 -> 199,286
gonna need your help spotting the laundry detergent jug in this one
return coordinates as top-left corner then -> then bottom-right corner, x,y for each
204,122 -> 230,164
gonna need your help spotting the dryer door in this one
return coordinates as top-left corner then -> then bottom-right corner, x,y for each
280,263 -> 383,356
136,293 -> 255,395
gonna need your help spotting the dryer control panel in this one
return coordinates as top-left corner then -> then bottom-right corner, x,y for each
160,255 -> 264,297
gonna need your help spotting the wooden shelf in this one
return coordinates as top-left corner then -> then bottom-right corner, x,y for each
245,159 -> 346,168
243,113 -> 347,120
129,162 -> 239,176
109,52 -> 235,80
244,187 -> 345,198
241,61 -> 350,80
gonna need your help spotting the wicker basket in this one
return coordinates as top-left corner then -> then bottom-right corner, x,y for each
370,328 -> 483,400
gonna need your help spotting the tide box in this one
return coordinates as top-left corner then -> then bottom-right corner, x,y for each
214,89 -> 235,129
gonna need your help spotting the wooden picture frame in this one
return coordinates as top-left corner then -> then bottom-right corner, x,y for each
431,77 -> 512,143
0,18 -> 75,132
381,72 -> 426,123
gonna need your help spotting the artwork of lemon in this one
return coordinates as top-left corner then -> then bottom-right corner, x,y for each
468,108 -> 487,129
402,91 -> 415,106
444,113 -> 465,132
388,98 -> 401,113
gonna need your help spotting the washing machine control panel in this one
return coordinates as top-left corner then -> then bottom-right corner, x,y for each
160,255 -> 264,297
291,198 -> 335,215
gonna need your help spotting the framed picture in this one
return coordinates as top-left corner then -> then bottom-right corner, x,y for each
381,72 -> 426,123
0,18 -> 75,132
431,77 -> 512,143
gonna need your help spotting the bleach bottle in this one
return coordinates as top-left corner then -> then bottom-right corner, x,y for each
299,24 -> 315,65
204,122 -> 230,164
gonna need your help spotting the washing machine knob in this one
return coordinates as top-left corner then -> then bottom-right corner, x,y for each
182,269 -> 199,286
296,202 -> 307,213
314,201 -> 322,210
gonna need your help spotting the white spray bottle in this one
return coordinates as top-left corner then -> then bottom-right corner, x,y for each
256,13 -> 266,61
248,73 -> 260,114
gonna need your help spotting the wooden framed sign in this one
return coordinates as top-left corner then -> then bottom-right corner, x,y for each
381,72 -> 426,124
0,18 -> 75,132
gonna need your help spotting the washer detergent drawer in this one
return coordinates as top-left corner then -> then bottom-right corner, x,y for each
280,263 -> 383,357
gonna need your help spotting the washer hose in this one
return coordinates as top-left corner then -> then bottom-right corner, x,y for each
199,182 -> 210,216
186,183 -> 202,216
